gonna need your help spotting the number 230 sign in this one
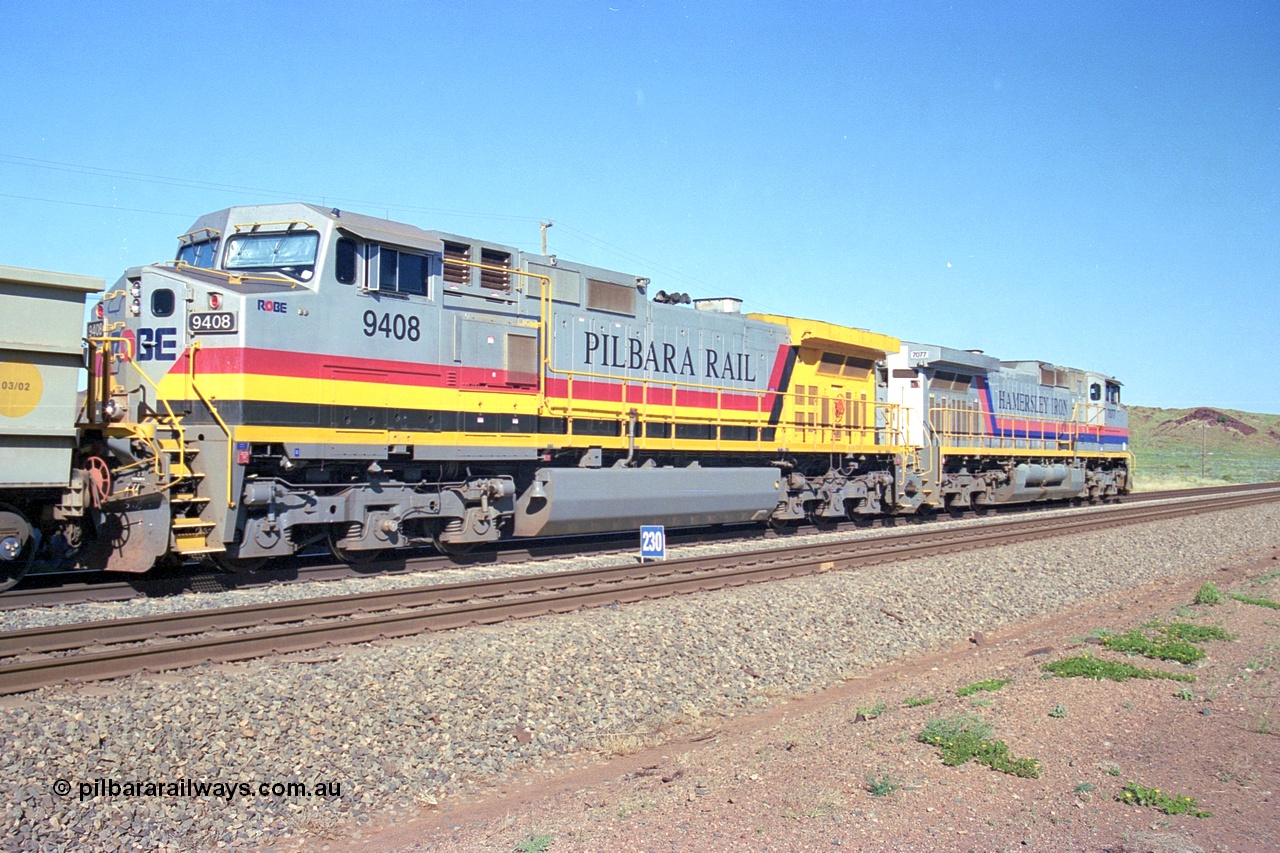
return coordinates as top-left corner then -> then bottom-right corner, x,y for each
640,525 -> 666,561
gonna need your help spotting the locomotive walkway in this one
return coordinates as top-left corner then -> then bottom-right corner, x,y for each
2,484 -> 1278,695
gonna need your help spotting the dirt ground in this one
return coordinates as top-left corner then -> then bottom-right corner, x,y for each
298,545 -> 1280,853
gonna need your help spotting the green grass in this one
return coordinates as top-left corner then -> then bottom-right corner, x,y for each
1162,622 -> 1233,643
1131,450 -> 1280,488
956,678 -> 1011,697
515,834 -> 555,853
1099,621 -> 1232,665
865,773 -> 899,797
1118,782 -> 1211,818
902,696 -> 935,708
1195,582 -> 1280,610
918,713 -> 1041,778
1194,582 -> 1225,605
1102,630 -> 1205,664
1043,654 -> 1196,683
1230,593 -> 1280,610
1126,404 -> 1280,490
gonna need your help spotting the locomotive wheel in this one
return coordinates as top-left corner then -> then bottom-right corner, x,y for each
0,507 -> 33,591
430,532 -> 474,557
844,500 -> 877,528
0,558 -> 29,592
209,552 -> 269,574
768,517 -> 799,535
807,513 -> 839,532
327,528 -> 384,565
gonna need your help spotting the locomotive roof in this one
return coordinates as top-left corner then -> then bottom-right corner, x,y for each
179,203 -> 642,284
1001,359 -> 1122,385
897,342 -> 1001,372
895,342 -> 1121,385
181,203 -> 446,255
750,314 -> 900,356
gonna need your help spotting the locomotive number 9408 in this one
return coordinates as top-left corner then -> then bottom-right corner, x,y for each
362,310 -> 420,341
188,312 -> 237,334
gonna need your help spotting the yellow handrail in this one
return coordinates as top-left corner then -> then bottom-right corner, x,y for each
231,220 -> 315,233
163,261 -> 302,289
924,397 -> 1128,455
187,340 -> 236,509
86,334 -> 186,489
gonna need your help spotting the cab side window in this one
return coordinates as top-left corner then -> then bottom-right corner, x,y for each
372,245 -> 432,297
335,239 -> 357,284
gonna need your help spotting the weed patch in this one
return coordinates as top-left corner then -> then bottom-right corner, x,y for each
1162,622 -> 1233,643
1100,621 -> 1230,664
865,773 -> 899,797
902,697 -> 935,708
956,678 -> 1011,697
782,788 -> 842,819
1043,654 -> 1195,683
1118,782 -> 1211,818
1194,582 -> 1224,605
516,834 -> 555,853
918,713 -> 1041,778
1230,593 -> 1280,610
853,701 -> 886,720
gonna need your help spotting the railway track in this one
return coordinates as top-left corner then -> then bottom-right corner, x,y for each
0,523 -> 777,610
2,484 -> 1278,696
5,482 -> 1275,611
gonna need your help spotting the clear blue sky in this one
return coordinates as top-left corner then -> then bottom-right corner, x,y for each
1,1 -> 1276,412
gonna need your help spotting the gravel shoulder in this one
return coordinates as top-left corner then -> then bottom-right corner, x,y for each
333,542 -> 1280,853
5,502 -> 1279,852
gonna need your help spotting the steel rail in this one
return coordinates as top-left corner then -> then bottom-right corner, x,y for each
0,486 -> 1277,695
7,487 -> 1280,656
4,482 -> 1275,611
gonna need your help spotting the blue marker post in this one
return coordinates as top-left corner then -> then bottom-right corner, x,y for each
639,525 -> 666,562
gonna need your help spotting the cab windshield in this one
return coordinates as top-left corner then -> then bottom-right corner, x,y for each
177,238 -> 219,269
224,232 -> 319,279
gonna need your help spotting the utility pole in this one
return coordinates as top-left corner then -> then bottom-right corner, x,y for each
540,220 -> 553,256
1201,424 -> 1207,479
